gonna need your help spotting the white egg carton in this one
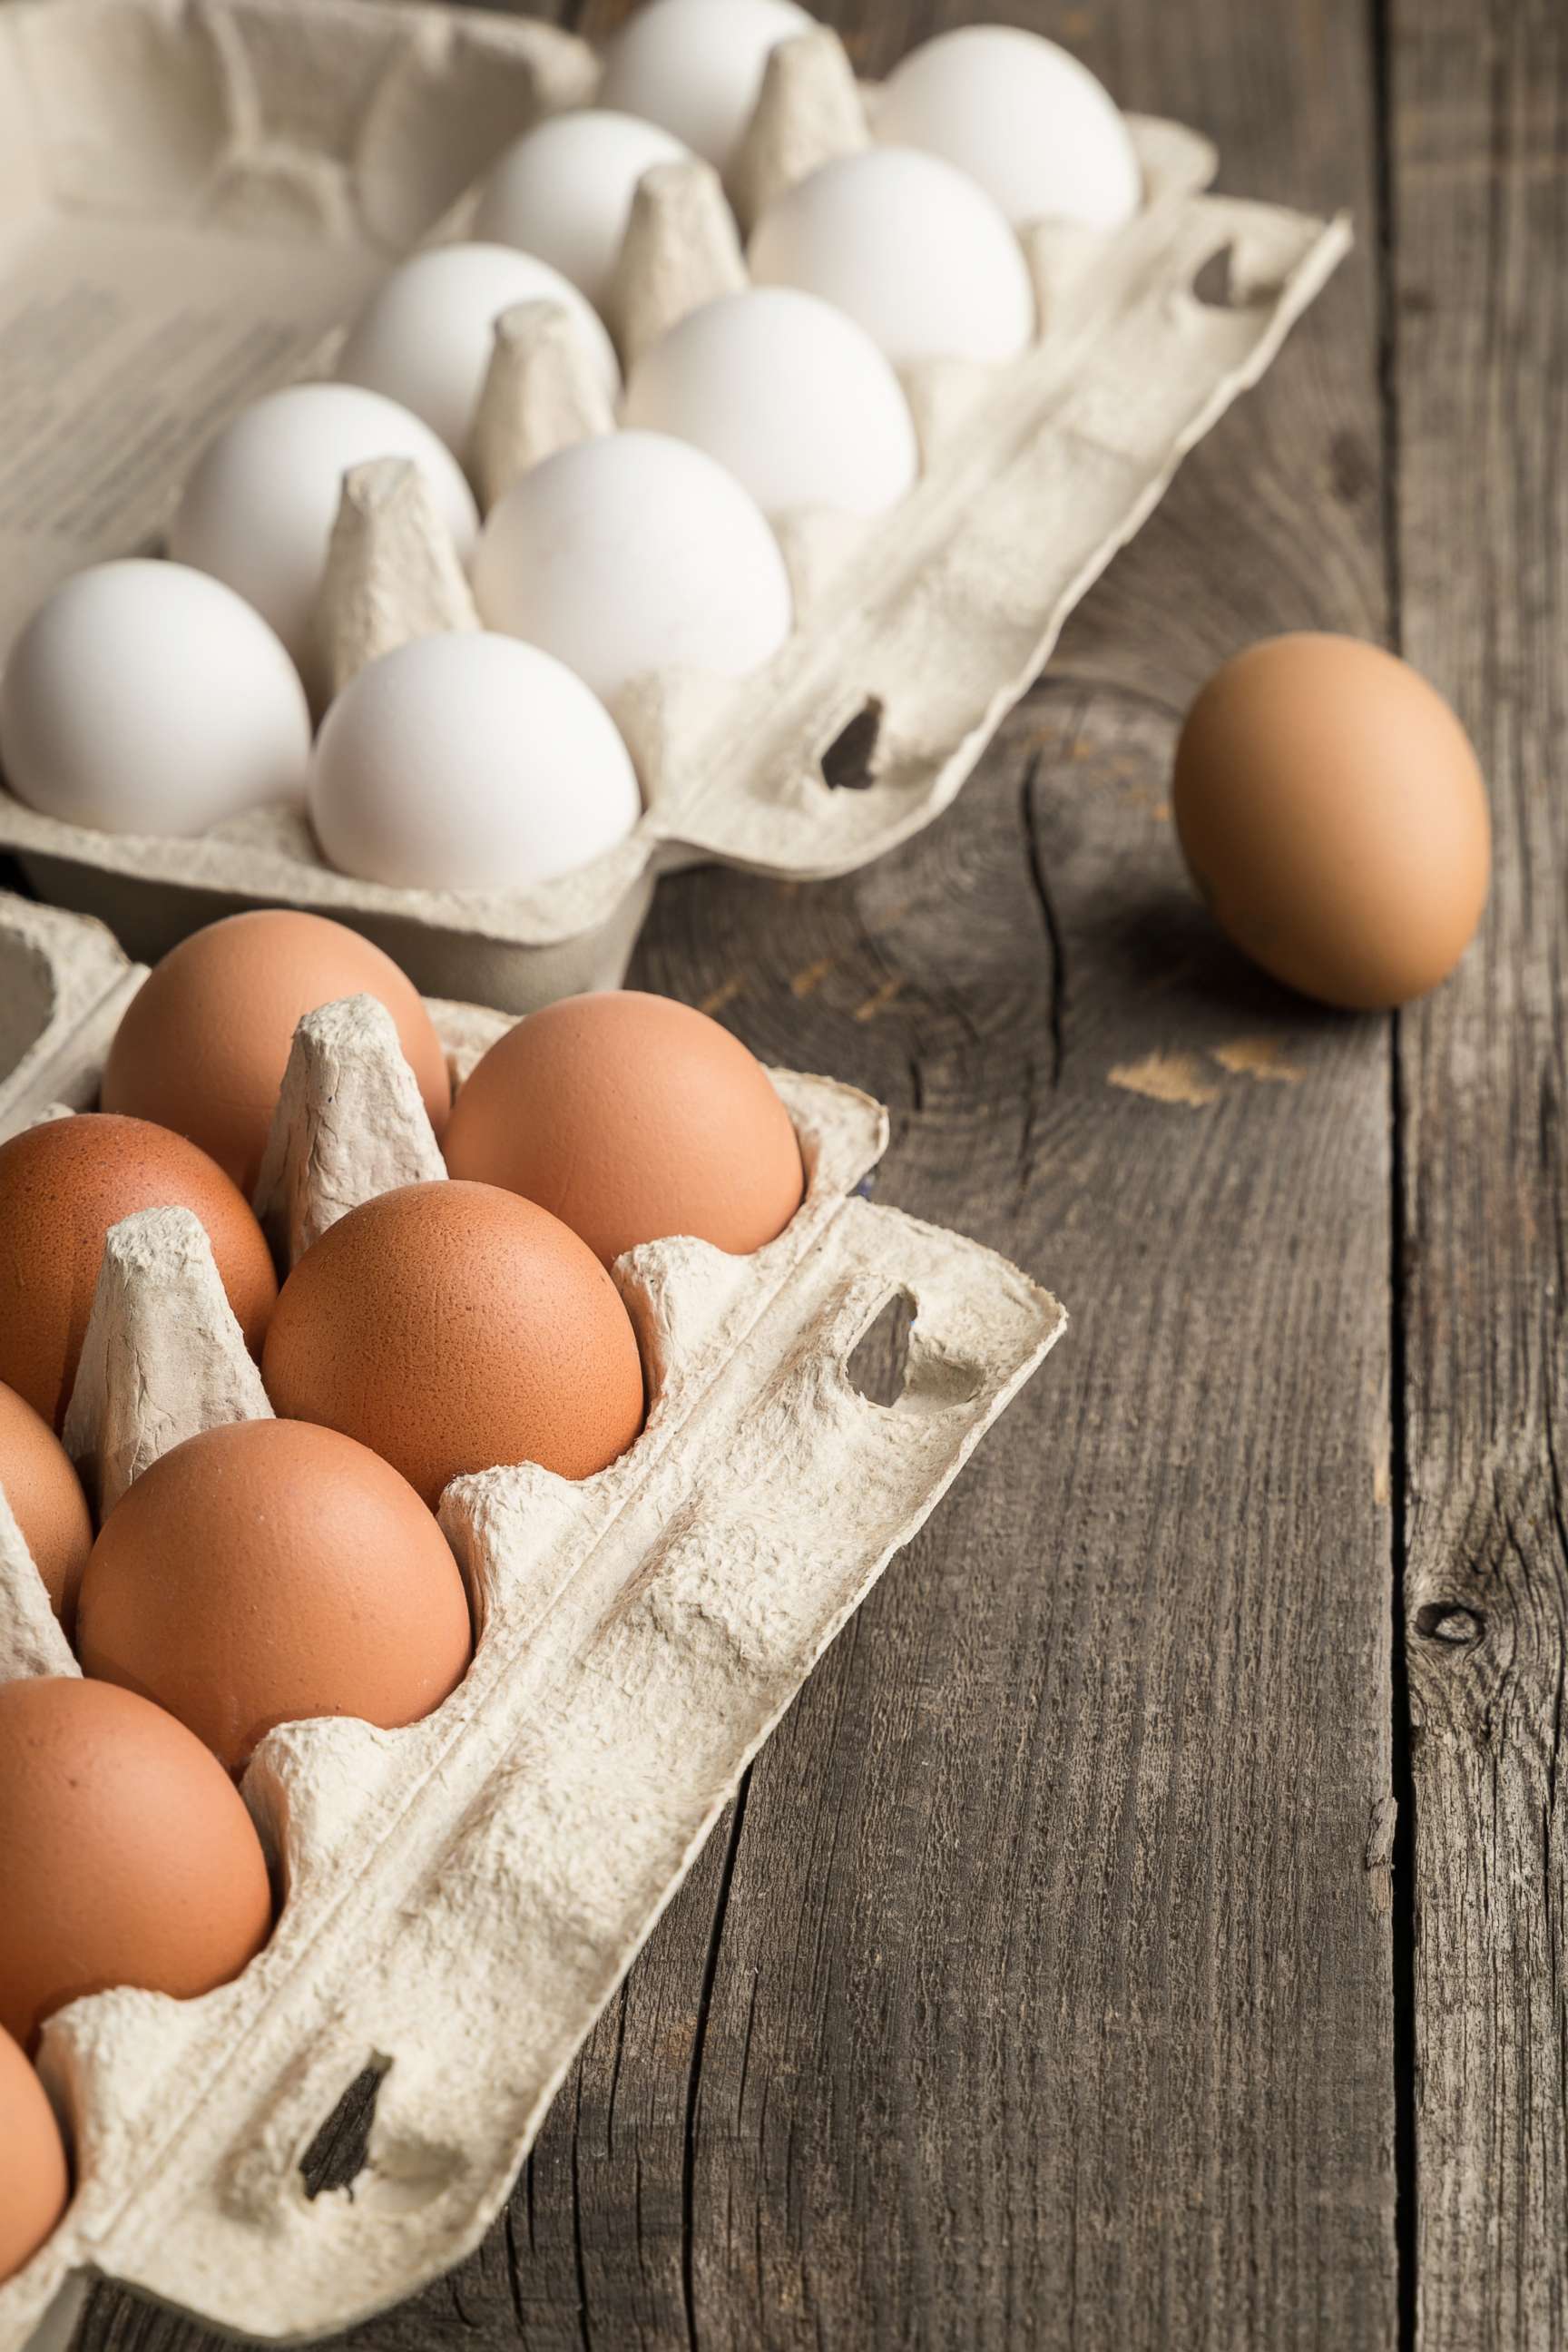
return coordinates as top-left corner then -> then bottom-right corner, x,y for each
0,0 -> 1348,1009
0,890 -> 1065,2348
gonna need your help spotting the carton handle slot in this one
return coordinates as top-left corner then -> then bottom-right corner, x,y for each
845,1287 -> 915,1408
840,1280 -> 985,1417
1190,241 -> 1241,309
820,698 -> 885,793
1184,225 -> 1309,314
300,2055 -> 392,2204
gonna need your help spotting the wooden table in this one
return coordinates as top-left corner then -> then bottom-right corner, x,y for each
62,0 -> 1565,2345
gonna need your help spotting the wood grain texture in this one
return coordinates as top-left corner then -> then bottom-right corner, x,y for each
1390,3 -> 1568,2347
69,1 -> 1405,2347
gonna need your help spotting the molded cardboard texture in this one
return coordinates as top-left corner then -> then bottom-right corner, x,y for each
0,0 -> 1348,1008
0,894 -> 1065,2347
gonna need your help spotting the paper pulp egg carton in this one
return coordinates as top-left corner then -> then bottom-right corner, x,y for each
0,890 -> 1065,2348
0,0 -> 1348,1011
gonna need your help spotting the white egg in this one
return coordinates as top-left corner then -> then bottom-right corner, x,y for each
474,430 -> 793,701
0,560 -> 310,838
599,0 -> 815,176
623,288 -> 918,518
309,632 -> 642,892
475,113 -> 691,314
170,384 -> 478,684
336,243 -> 621,456
875,25 -> 1141,230
749,148 -> 1037,366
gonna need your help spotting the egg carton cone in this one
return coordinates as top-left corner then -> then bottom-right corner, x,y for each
0,0 -> 1348,1009
0,892 -> 1065,2348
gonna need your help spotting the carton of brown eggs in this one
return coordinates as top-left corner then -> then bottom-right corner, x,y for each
0,0 -> 1348,1008
0,891 -> 1064,2347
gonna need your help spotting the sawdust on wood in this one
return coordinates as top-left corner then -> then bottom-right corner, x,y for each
1212,1036 -> 1305,1083
1108,1053 -> 1220,1108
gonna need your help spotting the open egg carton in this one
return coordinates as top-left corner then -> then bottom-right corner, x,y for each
0,0 -> 1349,1010
0,890 -> 1065,2348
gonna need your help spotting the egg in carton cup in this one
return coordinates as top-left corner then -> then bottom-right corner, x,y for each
0,0 -> 1349,1010
0,892 -> 1065,2347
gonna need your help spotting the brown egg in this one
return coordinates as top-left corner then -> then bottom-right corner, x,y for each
443,991 -> 805,1268
0,1676 -> 273,2052
0,2024 -> 69,2283
1173,633 -> 1491,1010
77,1419 -> 473,1772
0,1380 -> 92,1630
0,1114 -> 278,1431
101,910 -> 451,1197
262,1181 -> 644,1505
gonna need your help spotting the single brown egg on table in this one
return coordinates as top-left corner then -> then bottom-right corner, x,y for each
0,1379 -> 92,1630
0,1676 -> 273,2053
262,1181 -> 645,1506
101,909 -> 451,1198
0,1115 -> 277,1431
0,2024 -> 69,2284
443,990 -> 805,1269
1172,633 -> 1491,1011
77,1419 -> 474,1773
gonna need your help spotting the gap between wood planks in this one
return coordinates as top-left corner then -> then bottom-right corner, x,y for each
1368,0 -> 1419,2347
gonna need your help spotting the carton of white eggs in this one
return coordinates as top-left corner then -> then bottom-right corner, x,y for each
0,0 -> 1348,1009
0,890 -> 1063,2347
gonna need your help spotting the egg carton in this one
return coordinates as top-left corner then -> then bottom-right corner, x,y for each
0,890 -> 1065,2348
0,0 -> 1348,1010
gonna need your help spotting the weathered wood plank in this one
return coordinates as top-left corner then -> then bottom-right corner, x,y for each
73,1 -> 1401,2346
1390,4 -> 1568,2347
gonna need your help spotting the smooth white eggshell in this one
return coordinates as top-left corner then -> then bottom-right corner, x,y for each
875,25 -> 1141,230
336,243 -> 621,456
309,632 -> 642,892
623,288 -> 918,518
0,560 -> 310,837
598,0 -> 816,176
170,384 -> 478,681
749,147 -> 1037,365
475,112 -> 691,314
474,429 -> 793,701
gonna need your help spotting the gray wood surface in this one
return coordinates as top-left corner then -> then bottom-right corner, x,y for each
57,0 -> 1567,2347
1391,2 -> 1568,2347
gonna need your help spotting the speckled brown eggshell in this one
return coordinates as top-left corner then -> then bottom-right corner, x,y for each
77,1418 -> 474,1773
261,1180 -> 646,1506
0,1113 -> 277,1432
1172,633 -> 1492,1011
0,2024 -> 69,2284
101,910 -> 452,1197
442,990 -> 805,1269
0,1676 -> 273,2053
0,1378 -> 92,1629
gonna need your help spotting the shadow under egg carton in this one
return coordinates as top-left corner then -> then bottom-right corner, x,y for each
0,894 -> 1065,2349
0,0 -> 1349,1009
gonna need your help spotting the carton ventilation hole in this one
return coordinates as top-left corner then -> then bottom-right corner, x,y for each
301,2055 -> 392,2202
847,1289 -> 916,1408
821,698 -> 885,791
